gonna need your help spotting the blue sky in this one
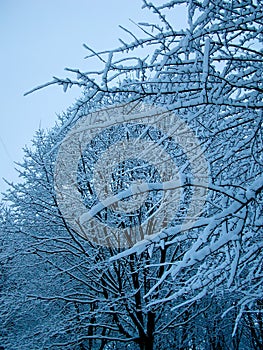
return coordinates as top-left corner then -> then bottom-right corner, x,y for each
0,0 -> 149,195
0,0 -> 187,197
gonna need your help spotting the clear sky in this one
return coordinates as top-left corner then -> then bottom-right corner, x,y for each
0,0 -> 186,198
0,0 -> 150,196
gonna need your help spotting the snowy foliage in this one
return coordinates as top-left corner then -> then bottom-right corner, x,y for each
1,0 -> 263,349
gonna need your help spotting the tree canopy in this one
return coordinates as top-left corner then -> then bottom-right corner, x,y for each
1,1 -> 262,349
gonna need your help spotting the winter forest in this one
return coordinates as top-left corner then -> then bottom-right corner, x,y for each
1,0 -> 263,349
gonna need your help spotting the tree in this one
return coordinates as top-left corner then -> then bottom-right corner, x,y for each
1,128 -> 207,349
2,0 -> 263,349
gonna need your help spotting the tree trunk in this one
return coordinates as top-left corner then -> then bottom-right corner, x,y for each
138,336 -> 154,350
